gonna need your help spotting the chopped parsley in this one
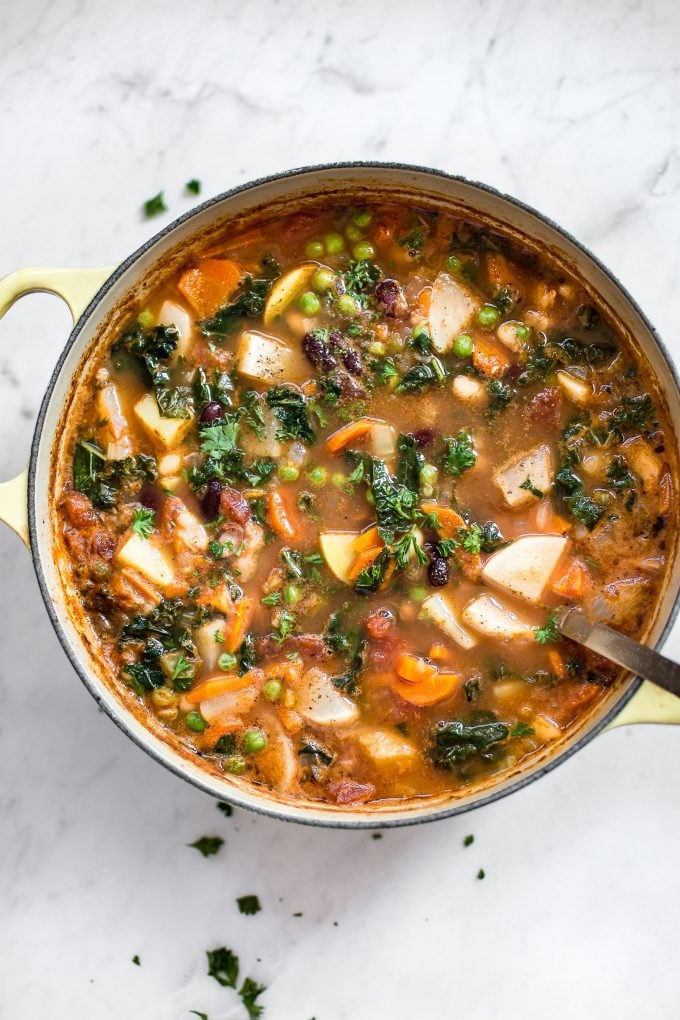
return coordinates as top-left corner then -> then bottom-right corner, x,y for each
131,506 -> 155,540
207,946 -> 239,988
342,259 -> 380,305
237,894 -> 261,916
396,356 -> 448,394
217,801 -> 233,817
185,178 -> 202,195
200,419 -> 240,456
534,613 -> 562,645
477,868 -> 486,880
463,834 -> 474,847
239,977 -> 266,1019
442,429 -> 477,477
511,722 -> 536,737
189,836 -> 224,857
132,955 -> 141,966
143,191 -> 167,218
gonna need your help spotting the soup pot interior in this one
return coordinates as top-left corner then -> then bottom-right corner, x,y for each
29,164 -> 680,827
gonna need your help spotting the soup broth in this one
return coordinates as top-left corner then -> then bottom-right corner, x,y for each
57,202 -> 676,806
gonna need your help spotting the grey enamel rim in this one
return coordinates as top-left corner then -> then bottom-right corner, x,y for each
26,161 -> 680,828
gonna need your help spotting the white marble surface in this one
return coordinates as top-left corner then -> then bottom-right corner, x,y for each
2,0 -> 680,1016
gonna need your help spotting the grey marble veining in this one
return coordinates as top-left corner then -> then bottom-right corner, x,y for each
1,1 -> 680,1017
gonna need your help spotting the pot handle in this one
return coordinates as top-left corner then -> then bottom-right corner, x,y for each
0,266 -> 114,547
606,680 -> 680,729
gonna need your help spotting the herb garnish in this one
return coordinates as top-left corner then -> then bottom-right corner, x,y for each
237,894 -> 261,915
143,191 -> 167,218
131,506 -> 155,540
189,836 -> 224,857
442,430 -> 477,477
534,612 -> 562,645
265,386 -> 315,444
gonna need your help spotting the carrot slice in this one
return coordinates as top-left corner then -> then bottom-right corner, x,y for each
224,596 -> 253,653
177,258 -> 242,318
324,417 -> 377,454
485,252 -> 510,289
185,673 -> 252,705
552,559 -> 588,600
396,651 -> 438,685
352,525 -> 382,553
267,490 -> 298,541
418,287 -> 432,315
420,501 -> 465,538
472,336 -> 511,379
347,545 -> 384,582
547,649 -> 567,679
428,643 -> 449,662
393,671 -> 461,707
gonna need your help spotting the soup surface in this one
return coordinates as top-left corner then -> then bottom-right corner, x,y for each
57,202 -> 675,807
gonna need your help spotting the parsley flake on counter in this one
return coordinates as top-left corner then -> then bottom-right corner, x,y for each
237,894 -> 261,916
189,1012 -> 208,1020
477,868 -> 486,880
132,955 -> 140,966
239,977 -> 266,1019
143,191 -> 167,218
189,836 -> 224,857
216,800 -> 233,817
207,946 -> 239,988
463,834 -> 474,847
186,179 -> 202,195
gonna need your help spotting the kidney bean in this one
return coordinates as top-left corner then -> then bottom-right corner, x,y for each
200,401 -> 225,424
138,483 -> 163,513
200,478 -> 222,521
375,279 -> 408,318
302,331 -> 337,372
428,557 -> 449,587
413,427 -> 436,448
343,349 -> 363,376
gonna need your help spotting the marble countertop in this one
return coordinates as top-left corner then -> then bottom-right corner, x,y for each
2,1 -> 680,1016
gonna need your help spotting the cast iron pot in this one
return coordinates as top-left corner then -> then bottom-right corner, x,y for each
1,163 -> 679,827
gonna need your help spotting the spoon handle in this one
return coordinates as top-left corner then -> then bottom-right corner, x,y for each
558,608 -> 680,698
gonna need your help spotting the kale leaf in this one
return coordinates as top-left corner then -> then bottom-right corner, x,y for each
73,441 -> 157,508
265,386 -> 315,444
396,433 -> 424,495
197,272 -> 276,338
430,716 -> 509,768
396,356 -> 448,394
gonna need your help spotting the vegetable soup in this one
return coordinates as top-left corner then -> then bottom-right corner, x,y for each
57,202 -> 676,806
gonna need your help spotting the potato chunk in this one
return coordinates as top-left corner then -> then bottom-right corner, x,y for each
356,728 -> 418,769
133,392 -> 192,448
556,370 -> 592,407
263,263 -> 317,325
494,444 -> 554,509
236,330 -> 295,383
115,533 -> 174,589
420,594 -> 478,650
461,594 -> 533,639
320,531 -> 360,584
297,668 -> 359,727
452,374 -> 488,406
481,535 -> 569,604
428,273 -> 477,353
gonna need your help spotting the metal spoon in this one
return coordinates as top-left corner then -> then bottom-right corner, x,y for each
558,607 -> 680,697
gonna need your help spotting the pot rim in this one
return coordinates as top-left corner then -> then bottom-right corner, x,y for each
26,160 -> 680,828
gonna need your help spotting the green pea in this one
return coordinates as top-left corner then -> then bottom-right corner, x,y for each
137,308 -> 155,328
477,305 -> 500,329
345,224 -> 363,242
218,652 -> 238,672
299,291 -> 321,315
262,679 -> 283,703
514,323 -> 531,341
278,464 -> 300,483
312,267 -> 335,293
353,209 -> 372,228
410,586 -> 428,602
324,232 -> 345,255
283,584 -> 300,605
331,471 -> 348,489
225,755 -> 247,775
243,728 -> 268,754
367,340 -> 386,356
420,464 -> 438,487
305,240 -> 325,259
452,333 -> 474,358
446,254 -> 461,273
308,466 -> 327,487
336,294 -> 358,317
185,711 -> 206,733
353,241 -> 375,262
